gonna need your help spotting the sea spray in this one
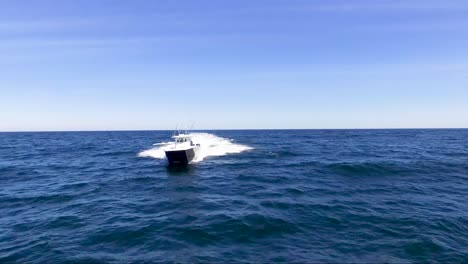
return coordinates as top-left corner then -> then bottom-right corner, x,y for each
138,133 -> 253,162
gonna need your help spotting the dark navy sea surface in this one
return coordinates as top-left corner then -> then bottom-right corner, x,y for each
1,129 -> 467,263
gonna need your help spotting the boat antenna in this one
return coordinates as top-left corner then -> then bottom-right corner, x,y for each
189,122 -> 195,133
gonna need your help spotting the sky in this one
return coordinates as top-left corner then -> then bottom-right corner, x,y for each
1,0 -> 468,131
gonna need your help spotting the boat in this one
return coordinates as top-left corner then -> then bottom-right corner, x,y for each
164,133 -> 200,165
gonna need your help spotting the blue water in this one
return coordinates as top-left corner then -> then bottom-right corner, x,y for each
0,129 -> 467,263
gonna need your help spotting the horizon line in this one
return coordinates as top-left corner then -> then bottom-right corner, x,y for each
1,127 -> 467,133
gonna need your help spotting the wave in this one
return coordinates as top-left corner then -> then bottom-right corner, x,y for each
324,161 -> 410,177
138,133 -> 253,162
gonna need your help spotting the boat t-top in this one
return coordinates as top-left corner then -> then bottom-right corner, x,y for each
164,133 -> 200,164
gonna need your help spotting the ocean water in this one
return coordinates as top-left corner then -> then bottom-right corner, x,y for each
0,129 -> 467,263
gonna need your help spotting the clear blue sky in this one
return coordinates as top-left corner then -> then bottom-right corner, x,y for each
1,0 -> 467,131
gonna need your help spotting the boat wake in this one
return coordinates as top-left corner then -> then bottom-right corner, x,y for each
138,133 -> 253,162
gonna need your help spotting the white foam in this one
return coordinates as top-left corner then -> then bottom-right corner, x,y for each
138,133 -> 253,162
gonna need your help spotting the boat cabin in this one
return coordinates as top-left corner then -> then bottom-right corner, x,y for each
175,137 -> 189,143
173,134 -> 200,146
173,134 -> 191,141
